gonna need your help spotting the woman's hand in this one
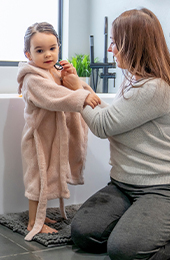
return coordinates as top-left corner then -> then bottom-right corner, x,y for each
84,93 -> 101,109
62,73 -> 83,90
59,60 -> 82,89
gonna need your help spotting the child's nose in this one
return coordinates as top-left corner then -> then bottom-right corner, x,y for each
45,51 -> 51,57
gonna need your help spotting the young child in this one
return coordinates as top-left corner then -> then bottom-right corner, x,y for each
17,22 -> 101,241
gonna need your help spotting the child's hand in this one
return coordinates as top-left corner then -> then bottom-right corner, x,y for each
84,93 -> 101,109
60,60 -> 77,78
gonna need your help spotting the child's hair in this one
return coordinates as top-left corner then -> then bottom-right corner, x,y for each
24,22 -> 59,55
112,8 -> 170,88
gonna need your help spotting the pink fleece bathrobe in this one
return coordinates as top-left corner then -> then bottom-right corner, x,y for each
17,62 -> 90,241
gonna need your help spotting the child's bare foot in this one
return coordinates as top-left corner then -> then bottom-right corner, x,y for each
27,223 -> 58,234
45,217 -> 56,224
40,224 -> 58,234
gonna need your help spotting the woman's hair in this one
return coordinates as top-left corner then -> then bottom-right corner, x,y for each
112,8 -> 170,88
24,22 -> 59,55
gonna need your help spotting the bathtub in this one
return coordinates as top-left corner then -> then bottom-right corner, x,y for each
0,93 -> 115,214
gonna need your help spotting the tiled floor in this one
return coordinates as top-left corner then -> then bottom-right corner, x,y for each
0,224 -> 109,260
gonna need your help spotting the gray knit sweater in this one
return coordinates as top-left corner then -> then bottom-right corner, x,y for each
82,78 -> 170,186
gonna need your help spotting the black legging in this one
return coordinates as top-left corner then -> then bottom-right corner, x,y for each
71,179 -> 170,260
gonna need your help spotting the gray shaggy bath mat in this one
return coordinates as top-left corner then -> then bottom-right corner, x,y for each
0,204 -> 81,247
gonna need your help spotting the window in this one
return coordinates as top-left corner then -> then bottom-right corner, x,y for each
0,0 -> 61,63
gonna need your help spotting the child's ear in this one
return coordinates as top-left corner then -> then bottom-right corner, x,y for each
25,52 -> 32,60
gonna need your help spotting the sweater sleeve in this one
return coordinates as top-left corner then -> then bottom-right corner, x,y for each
23,74 -> 90,113
81,79 -> 170,138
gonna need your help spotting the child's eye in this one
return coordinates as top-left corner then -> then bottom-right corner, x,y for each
50,47 -> 56,51
36,49 -> 43,53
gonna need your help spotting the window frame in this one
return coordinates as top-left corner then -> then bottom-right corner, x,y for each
0,0 -> 63,67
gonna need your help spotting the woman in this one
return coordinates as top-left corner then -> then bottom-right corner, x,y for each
63,8 -> 170,260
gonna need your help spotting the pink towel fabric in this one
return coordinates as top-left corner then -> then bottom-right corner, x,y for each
17,62 -> 90,241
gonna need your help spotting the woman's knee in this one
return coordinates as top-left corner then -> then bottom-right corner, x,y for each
71,216 -> 107,253
107,236 -> 129,260
107,232 -> 142,260
107,234 -> 154,260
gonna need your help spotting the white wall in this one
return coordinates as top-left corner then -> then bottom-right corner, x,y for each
67,0 -> 91,57
0,95 -> 26,213
0,67 -> 18,94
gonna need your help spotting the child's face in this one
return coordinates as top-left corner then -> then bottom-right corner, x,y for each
26,32 -> 59,70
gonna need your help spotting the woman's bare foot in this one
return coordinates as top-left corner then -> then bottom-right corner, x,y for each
45,217 -> 56,224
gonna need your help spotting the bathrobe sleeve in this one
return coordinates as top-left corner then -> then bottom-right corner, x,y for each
23,74 -> 90,113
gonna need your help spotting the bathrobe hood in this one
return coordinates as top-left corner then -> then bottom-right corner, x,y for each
17,62 -> 90,241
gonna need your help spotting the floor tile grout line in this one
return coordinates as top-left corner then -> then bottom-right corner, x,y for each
27,245 -> 68,254
0,244 -> 72,259
0,251 -> 31,259
0,232 -> 28,251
